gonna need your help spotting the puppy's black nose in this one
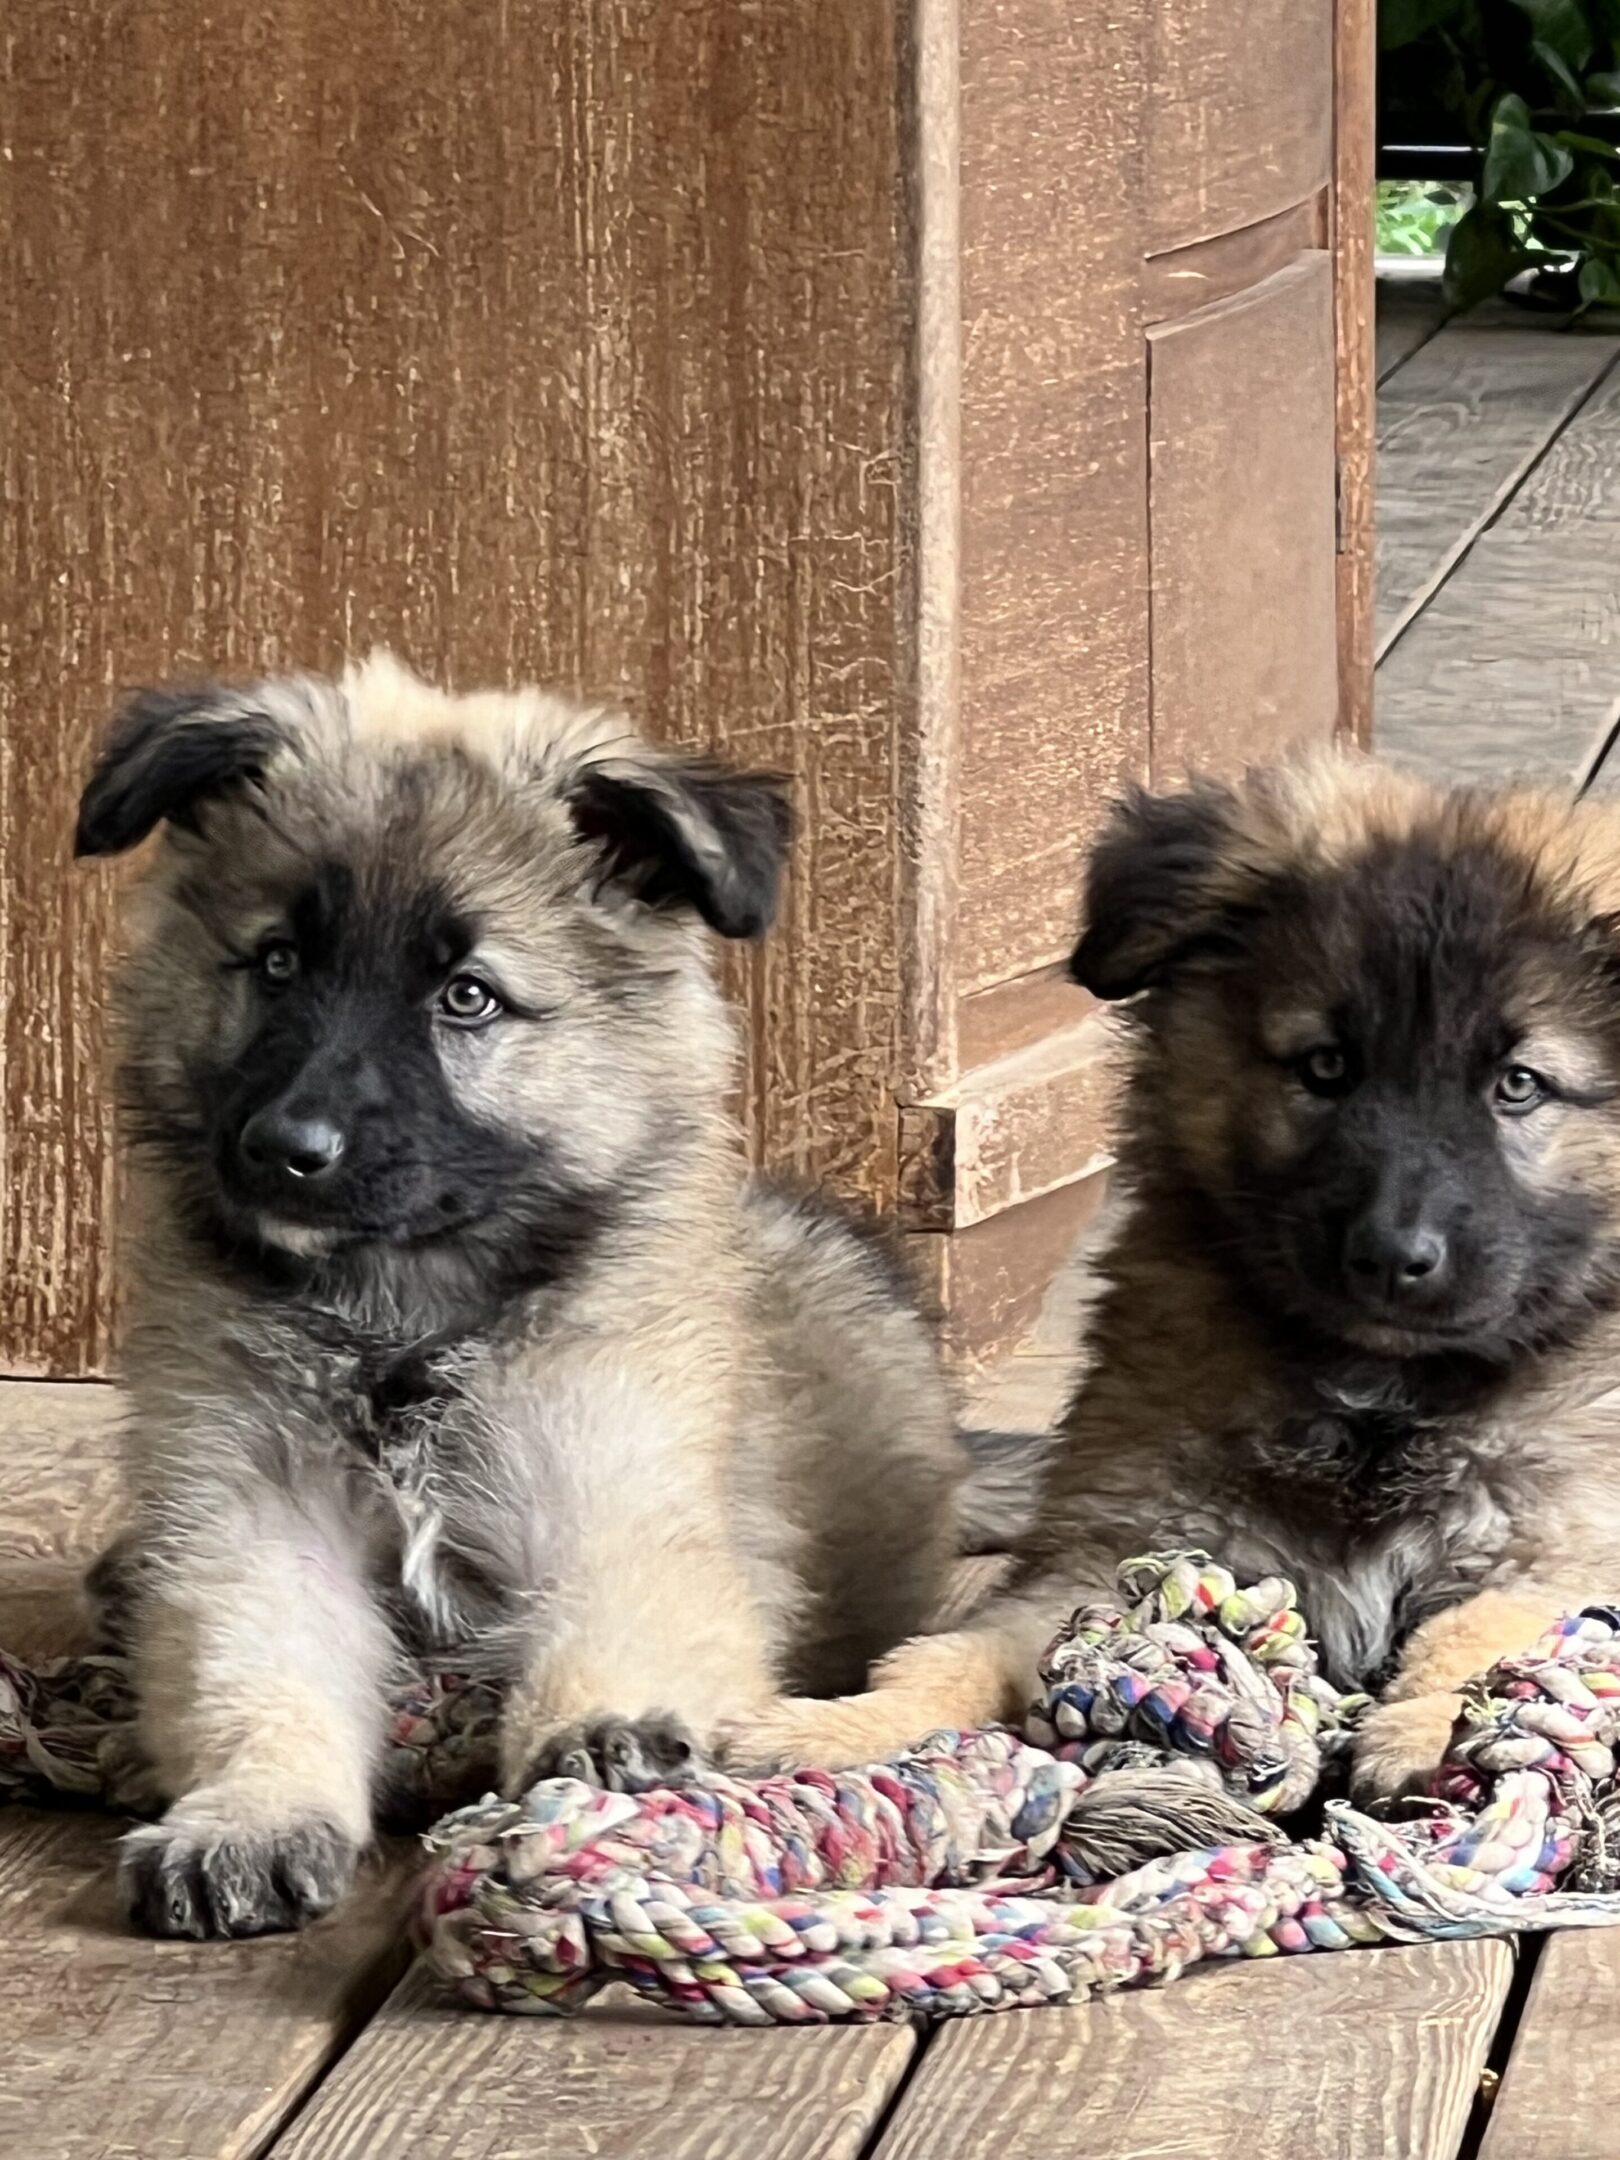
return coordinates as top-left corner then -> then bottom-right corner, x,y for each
1344,1215 -> 1448,1300
240,1108 -> 346,1182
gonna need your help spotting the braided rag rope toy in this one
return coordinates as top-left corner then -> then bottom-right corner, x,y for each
10,1552 -> 1620,2024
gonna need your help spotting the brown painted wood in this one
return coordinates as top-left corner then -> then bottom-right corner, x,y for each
1376,314 -> 1620,660
1147,0 -> 1332,253
874,1941 -> 1513,2160
1143,196 -> 1326,325
0,0 -> 913,1373
900,1017 -> 1120,1233
1334,0 -> 1377,747
1377,366 -> 1620,783
1478,1931 -> 1620,2160
908,1171 -> 1110,1373
1149,256 -> 1341,777
268,1962 -> 917,2160
953,0 -> 1150,998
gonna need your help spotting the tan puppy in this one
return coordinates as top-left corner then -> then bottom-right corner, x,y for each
725,754 -> 1620,1800
77,654 -> 964,1937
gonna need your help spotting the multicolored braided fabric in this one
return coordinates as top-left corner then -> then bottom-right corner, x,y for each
10,1552 -> 1620,2024
415,1555 -> 1620,2021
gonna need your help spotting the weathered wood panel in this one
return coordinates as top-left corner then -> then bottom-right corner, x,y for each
269,1963 -> 917,2160
1147,0 -> 1332,253
875,1941 -> 1512,2160
1149,255 -> 1340,777
1376,314 -> 1620,658
1376,274 -> 1452,385
953,0 -> 1150,998
1334,0 -> 1377,747
1478,1931 -> 1620,2160
1377,366 -> 1620,784
0,0 -> 911,1373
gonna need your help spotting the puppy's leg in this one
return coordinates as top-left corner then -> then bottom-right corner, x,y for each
719,1588 -> 1058,1774
499,1407 -> 778,1795
1352,1584 -> 1558,1802
124,1480 -> 391,1939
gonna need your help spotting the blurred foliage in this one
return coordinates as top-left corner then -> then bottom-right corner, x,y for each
1381,0 -> 1620,306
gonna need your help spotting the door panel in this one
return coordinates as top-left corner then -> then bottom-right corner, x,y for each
1148,0 -> 1333,250
1148,255 -> 1340,776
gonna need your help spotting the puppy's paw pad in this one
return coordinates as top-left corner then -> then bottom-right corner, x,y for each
1350,1692 -> 1461,1806
122,1811 -> 356,1939
510,1712 -> 705,1797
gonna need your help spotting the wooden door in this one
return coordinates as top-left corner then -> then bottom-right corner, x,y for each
0,1 -> 1371,1377
899,0 -> 1375,1365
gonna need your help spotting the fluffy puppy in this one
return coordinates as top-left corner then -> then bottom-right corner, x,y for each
725,753 -> 1620,1799
77,653 -> 963,1937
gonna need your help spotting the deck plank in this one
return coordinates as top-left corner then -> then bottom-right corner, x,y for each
0,1382 -> 413,2160
1375,274 -> 1452,385
1375,363 -> 1620,786
1375,314 -> 1620,660
871,1941 -> 1513,2160
266,1963 -> 918,2160
1478,1929 -> 1620,2160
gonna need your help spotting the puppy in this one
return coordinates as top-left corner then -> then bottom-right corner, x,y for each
726,753 -> 1620,1799
77,652 -> 963,1937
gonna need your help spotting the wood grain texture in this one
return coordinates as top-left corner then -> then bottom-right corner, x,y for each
1147,0 -> 1332,252
0,1381 -> 410,2160
1143,196 -> 1326,326
1376,366 -> 1620,783
902,1015 -> 1120,1231
1376,315 -> 1620,658
0,0 -> 912,1373
269,1962 -> 916,2160
1149,256 -> 1341,777
1478,1931 -> 1620,2160
875,1941 -> 1512,2160
907,1170 -> 1109,1373
1376,274 -> 1452,385
953,0 -> 1151,996
1334,0 -> 1376,747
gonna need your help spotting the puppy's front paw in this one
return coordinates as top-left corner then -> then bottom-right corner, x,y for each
1350,1692 -> 1461,1805
503,1711 -> 705,1798
122,1804 -> 356,1939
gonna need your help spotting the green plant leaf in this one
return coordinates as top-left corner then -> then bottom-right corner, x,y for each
1507,0 -> 1594,70
1443,202 -> 1533,304
1557,129 -> 1620,155
1380,0 -> 1465,49
1534,36 -> 1588,104
1483,93 -> 1577,198
1586,70 -> 1620,104
1579,254 -> 1620,301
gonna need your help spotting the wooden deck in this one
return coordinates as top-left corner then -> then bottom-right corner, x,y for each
9,286 -> 1620,2155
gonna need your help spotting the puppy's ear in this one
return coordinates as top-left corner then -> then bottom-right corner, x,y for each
567,755 -> 792,939
1069,779 -> 1242,999
75,687 -> 283,858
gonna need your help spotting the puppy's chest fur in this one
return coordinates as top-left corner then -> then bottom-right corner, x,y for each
293,1329 -> 533,1655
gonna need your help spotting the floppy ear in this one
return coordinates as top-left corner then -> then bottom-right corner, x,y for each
567,755 -> 793,939
75,687 -> 283,858
1069,779 -> 1243,999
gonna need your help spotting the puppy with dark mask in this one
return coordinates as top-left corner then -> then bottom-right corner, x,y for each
78,653 -> 964,1937
725,753 -> 1620,1800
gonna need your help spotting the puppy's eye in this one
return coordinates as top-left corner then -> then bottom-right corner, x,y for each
257,940 -> 299,986
1297,1046 -> 1352,1096
1495,1065 -> 1547,1113
437,975 -> 503,1027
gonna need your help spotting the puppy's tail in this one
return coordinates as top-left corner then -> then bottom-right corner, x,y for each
955,1426 -> 1053,1555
